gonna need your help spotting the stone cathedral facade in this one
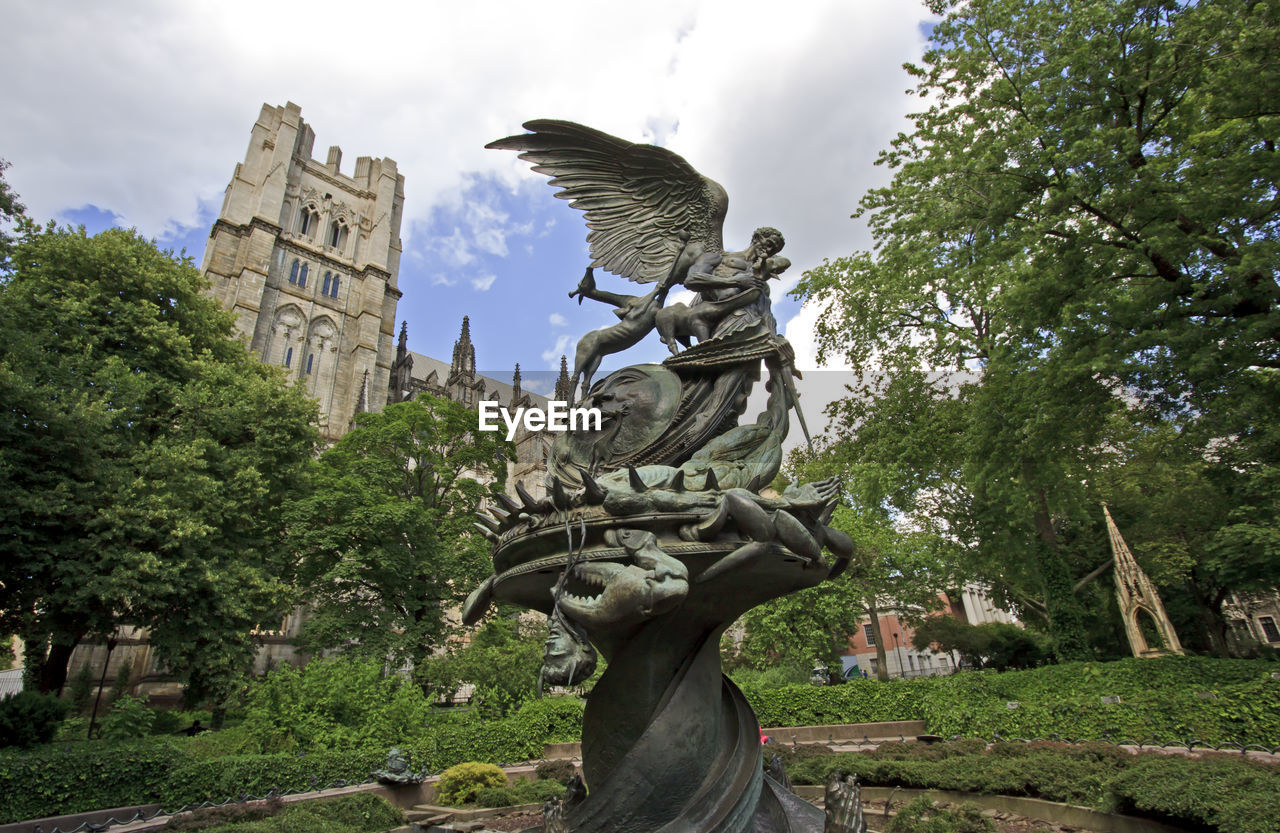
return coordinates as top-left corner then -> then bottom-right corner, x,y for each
200,102 -> 404,442
62,104 -> 565,698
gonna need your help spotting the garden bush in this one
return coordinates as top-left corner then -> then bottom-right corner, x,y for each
782,739 -> 1280,833
474,778 -> 566,808
885,797 -> 994,833
742,657 -> 1280,746
1105,753 -> 1280,833
534,759 -> 577,783
435,761 -> 507,805
164,793 -> 402,833
101,695 -> 156,740
0,691 -> 70,749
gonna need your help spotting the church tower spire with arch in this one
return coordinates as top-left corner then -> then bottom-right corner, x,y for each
199,102 -> 405,441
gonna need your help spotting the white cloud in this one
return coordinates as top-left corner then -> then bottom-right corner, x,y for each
0,0 -> 935,373
431,273 -> 458,287
542,334 -> 576,366
549,312 -> 568,327
470,274 -> 497,291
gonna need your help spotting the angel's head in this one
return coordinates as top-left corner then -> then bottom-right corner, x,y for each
750,227 -> 785,259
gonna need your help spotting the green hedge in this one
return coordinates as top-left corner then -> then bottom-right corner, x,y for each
782,740 -> 1280,833
0,697 -> 585,824
743,677 -> 930,727
742,657 -> 1280,746
404,696 -> 584,773
167,793 -> 403,833
0,740 -> 191,822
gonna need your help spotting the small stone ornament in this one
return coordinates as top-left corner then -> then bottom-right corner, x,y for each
372,747 -> 424,785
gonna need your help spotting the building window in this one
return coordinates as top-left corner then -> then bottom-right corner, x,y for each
289,260 -> 299,284
329,220 -> 348,249
863,624 -> 876,647
298,263 -> 308,288
1261,616 -> 1280,643
322,272 -> 332,296
299,205 -> 319,237
284,347 -> 293,368
329,276 -> 340,297
305,354 -> 314,375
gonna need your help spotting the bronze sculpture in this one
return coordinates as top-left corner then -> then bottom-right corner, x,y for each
466,120 -> 853,832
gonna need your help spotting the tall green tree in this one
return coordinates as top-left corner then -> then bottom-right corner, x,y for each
0,225 -> 318,696
795,0 -> 1279,658
286,395 -> 512,675
742,445 -> 951,680
0,160 -> 29,271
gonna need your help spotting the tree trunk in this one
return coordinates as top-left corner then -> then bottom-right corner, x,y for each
1187,579 -> 1232,656
1021,460 -> 1090,661
864,600 -> 891,681
37,638 -> 78,695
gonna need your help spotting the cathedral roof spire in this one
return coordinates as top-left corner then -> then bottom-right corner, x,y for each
451,315 -> 475,377
553,354 -> 573,402
512,363 -> 523,400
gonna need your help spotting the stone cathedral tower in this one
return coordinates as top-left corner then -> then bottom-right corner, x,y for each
200,102 -> 405,441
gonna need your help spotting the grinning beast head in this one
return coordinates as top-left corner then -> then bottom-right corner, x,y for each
557,529 -> 689,630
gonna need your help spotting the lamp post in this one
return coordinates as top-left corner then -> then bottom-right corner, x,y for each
893,631 -> 904,679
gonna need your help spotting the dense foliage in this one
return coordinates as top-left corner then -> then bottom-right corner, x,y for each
794,0 -> 1280,658
740,657 -> 1280,745
885,797 -> 994,833
911,618 -> 1052,670
163,793 -> 403,833
286,395 -> 511,674
783,739 -> 1280,833
0,692 -> 69,749
0,224 -> 318,698
0,694 -> 583,823
434,761 -> 508,805
473,778 -> 566,809
734,501 -> 951,681
421,614 -> 548,716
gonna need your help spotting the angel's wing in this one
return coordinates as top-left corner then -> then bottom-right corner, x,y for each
487,120 -> 728,284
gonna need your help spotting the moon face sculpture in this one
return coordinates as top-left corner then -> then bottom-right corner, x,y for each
468,121 -> 848,833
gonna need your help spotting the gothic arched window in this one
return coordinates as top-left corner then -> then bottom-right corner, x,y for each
298,263 -> 308,288
305,354 -> 314,374
299,204 -> 320,238
322,272 -> 332,296
289,259 -> 299,284
329,276 -> 340,297
284,346 -> 293,368
329,219 -> 348,250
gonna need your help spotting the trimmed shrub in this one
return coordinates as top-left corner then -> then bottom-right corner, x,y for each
787,740 -> 1280,833
474,779 -> 565,808
0,740 -> 188,823
169,793 -> 403,833
534,759 -> 577,783
1106,753 -> 1280,833
886,797 -> 994,833
742,657 -> 1280,747
0,692 -> 70,749
435,762 -> 507,806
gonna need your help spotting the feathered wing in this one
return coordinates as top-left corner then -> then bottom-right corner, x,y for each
487,120 -> 727,284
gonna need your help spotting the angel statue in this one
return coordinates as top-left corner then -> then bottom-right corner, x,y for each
486,121 -> 796,404
471,121 -> 843,833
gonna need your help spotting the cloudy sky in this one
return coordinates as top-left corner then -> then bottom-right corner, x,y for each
3,0 -> 934,432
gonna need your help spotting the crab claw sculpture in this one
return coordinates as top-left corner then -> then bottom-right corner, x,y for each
464,121 -> 849,833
